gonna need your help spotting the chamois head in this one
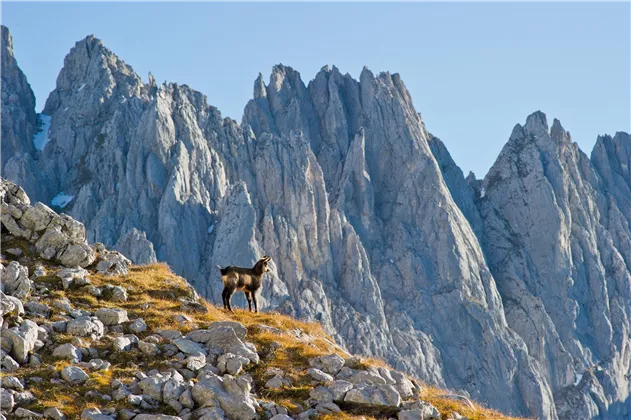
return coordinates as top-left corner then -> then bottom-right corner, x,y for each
253,255 -> 272,275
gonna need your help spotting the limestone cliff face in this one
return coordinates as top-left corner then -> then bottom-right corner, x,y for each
2,25 -> 630,419
476,113 -> 631,419
1,26 -> 40,198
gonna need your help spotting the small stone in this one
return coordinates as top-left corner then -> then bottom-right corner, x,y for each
310,386 -> 333,403
1,389 -> 15,412
6,247 -> 23,256
43,407 -> 66,420
328,380 -> 353,402
109,286 -> 128,302
118,409 -> 136,420
52,343 -> 82,362
309,354 -> 345,375
265,374 -> 290,389
112,337 -> 132,352
95,308 -> 128,326
14,408 -> 43,418
138,341 -> 160,356
173,338 -> 206,356
1,358 -> 17,374
129,318 -> 147,334
315,402 -> 341,414
61,366 -> 89,384
1,375 -> 25,390
307,367 -> 334,384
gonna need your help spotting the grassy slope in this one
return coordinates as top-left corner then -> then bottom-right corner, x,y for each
3,253 -> 528,420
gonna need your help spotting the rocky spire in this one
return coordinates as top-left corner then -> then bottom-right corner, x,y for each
0,25 -> 37,168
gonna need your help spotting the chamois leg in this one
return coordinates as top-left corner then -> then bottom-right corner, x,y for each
252,292 -> 258,314
225,287 -> 235,312
245,291 -> 252,312
221,288 -> 228,310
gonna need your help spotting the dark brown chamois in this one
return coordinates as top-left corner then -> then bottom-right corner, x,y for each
217,255 -> 271,313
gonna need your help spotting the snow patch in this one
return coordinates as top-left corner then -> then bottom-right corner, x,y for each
77,83 -> 86,92
389,259 -> 394,264
207,223 -> 215,234
51,193 -> 74,209
480,187 -> 486,198
33,114 -> 52,151
574,373 -> 583,386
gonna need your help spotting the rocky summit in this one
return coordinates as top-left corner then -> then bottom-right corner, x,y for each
1,24 -> 630,419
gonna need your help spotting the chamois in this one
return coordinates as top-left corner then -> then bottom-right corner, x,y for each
217,255 -> 272,313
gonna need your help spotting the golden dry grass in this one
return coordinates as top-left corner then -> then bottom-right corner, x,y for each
12,262 -> 528,420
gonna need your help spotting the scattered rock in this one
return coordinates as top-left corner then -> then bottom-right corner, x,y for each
192,374 -> 259,420
309,354 -> 345,375
52,343 -> 82,362
95,308 -> 128,326
327,380 -> 354,403
43,407 -> 66,420
344,382 -> 401,408
61,366 -> 89,384
265,374 -> 290,389
138,341 -> 160,356
129,318 -> 147,334
14,408 -> 43,418
66,317 -> 105,339
0,388 -> 15,412
5,319 -> 39,363
112,337 -> 132,352
307,367 -> 334,383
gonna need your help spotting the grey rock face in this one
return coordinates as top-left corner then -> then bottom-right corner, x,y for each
0,26 -> 37,171
477,112 -> 631,419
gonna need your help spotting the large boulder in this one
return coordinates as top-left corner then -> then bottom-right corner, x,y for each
190,323 -> 258,364
66,316 -> 105,339
95,308 -> 128,326
344,382 -> 401,409
4,319 -> 39,363
0,290 -> 24,317
61,366 -> 89,384
192,374 -> 260,419
309,354 -> 345,375
1,261 -> 31,298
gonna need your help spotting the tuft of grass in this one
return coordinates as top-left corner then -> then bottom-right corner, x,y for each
421,385 -> 530,420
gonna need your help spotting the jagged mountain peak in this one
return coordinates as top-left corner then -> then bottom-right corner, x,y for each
42,33 -> 145,115
524,109 -> 549,136
253,72 -> 266,99
2,25 -> 14,53
1,25 -> 37,169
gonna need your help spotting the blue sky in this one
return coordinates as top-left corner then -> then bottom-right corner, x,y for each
2,2 -> 629,178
